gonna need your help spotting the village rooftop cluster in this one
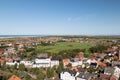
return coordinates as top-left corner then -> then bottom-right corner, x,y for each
0,36 -> 120,80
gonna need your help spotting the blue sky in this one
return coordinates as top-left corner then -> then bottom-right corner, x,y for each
0,0 -> 120,35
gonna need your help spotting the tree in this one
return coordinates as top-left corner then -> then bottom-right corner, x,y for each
0,63 -> 1,69
1,62 -> 6,71
46,67 -> 51,78
19,63 -> 25,71
46,67 -> 54,78
13,63 -> 18,70
37,71 -> 45,80
50,67 -> 54,78
56,62 -> 63,75
30,68 -> 40,75
66,63 -> 72,69
46,68 -> 51,78
89,44 -> 108,53
84,53 -> 91,58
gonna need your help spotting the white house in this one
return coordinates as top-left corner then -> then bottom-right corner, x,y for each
32,58 -> 59,68
6,61 -> 19,66
86,59 -> 97,64
113,66 -> 120,79
6,58 -> 59,68
60,69 -> 78,80
71,61 -> 83,67
20,61 -> 33,67
50,59 -> 59,67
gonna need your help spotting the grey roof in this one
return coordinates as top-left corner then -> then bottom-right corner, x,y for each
51,58 -> 59,60
37,53 -> 48,58
78,67 -> 86,73
104,67 -> 115,75
78,67 -> 86,72
62,69 -> 77,76
83,58 -> 88,63
77,73 -> 94,79
112,61 -> 120,65
70,58 -> 79,62
99,73 -> 111,80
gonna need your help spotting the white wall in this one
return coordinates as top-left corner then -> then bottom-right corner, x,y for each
60,72 -> 75,80
114,66 -> 120,79
71,61 -> 82,67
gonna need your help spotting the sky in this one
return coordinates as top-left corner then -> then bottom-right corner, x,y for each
0,0 -> 120,35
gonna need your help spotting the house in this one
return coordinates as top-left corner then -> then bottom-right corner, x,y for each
113,66 -> 120,80
8,75 -> 21,80
77,67 -> 86,73
33,58 -> 51,68
0,49 -> 4,55
0,59 -> 5,64
63,59 -> 70,68
6,60 -> 21,66
60,69 -> 78,80
112,61 -> 120,67
86,57 -> 97,64
82,58 -> 88,64
37,53 -> 48,58
51,58 -> 59,67
5,47 -> 15,54
70,58 -> 83,67
94,53 -> 106,59
90,63 -> 97,68
118,50 -> 120,60
75,52 -> 84,60
20,60 -> 33,67
110,75 -> 116,80
76,73 -> 94,80
97,61 -> 106,67
33,58 -> 59,68
6,57 -> 59,68
104,67 -> 115,75
99,74 -> 111,80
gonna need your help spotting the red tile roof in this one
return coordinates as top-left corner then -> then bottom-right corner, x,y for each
110,75 -> 116,80
0,49 -> 4,54
63,59 -> 70,68
97,61 -> 106,67
8,75 -> 21,80
63,59 -> 70,63
0,59 -> 5,63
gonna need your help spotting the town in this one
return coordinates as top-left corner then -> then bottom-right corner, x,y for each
0,36 -> 120,80
1,0 -> 120,80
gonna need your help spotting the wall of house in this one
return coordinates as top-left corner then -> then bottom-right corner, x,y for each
71,61 -> 82,67
76,77 -> 86,80
60,72 -> 75,80
113,66 -> 120,79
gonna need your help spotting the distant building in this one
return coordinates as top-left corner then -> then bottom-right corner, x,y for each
118,50 -> 120,60
37,53 -> 48,58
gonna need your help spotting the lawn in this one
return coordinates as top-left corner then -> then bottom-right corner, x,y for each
35,42 -> 95,54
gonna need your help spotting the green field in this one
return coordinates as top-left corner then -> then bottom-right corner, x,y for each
35,42 -> 95,53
